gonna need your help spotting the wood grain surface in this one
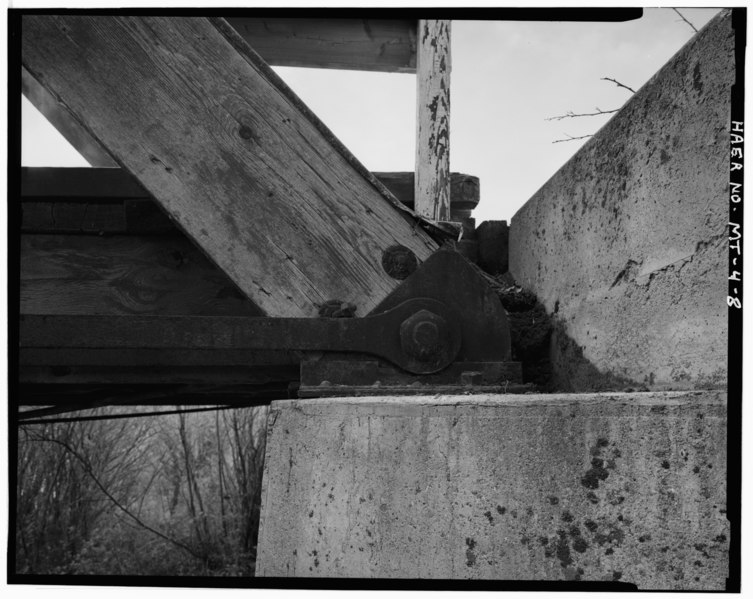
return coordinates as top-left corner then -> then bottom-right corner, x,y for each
376,171 -> 478,220
22,66 -> 117,167
20,167 -> 147,198
20,234 -> 263,316
20,168 -> 479,232
22,16 -> 439,317
226,18 -> 417,72
20,201 -> 175,234
414,20 -> 452,221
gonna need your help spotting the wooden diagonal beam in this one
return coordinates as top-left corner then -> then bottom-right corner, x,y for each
22,16 -> 440,317
22,66 -> 117,167
21,19 -> 417,168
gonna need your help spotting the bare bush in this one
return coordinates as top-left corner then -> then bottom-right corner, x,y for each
15,405 -> 268,576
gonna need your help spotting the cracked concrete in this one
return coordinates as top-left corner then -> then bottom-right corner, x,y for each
509,11 -> 734,391
255,393 -> 728,589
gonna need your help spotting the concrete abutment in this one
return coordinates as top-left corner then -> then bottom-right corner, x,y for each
256,393 -> 727,588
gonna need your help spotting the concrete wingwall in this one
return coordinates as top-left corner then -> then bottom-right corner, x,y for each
510,10 -> 734,391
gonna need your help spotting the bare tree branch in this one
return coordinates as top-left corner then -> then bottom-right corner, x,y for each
546,9 -> 697,145
27,434 -> 203,561
546,107 -> 619,121
601,77 -> 636,94
552,133 -> 594,144
672,8 -> 698,33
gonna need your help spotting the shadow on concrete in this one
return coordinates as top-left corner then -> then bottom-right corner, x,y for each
493,274 -> 645,393
548,317 -> 642,393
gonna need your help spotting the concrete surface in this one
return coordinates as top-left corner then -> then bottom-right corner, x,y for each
255,393 -> 728,589
509,11 -> 734,391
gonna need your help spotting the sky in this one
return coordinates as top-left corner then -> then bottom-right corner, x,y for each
21,8 -> 721,224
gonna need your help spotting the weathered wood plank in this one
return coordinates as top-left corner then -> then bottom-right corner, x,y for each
21,167 -> 477,206
21,200 -> 174,234
226,18 -> 417,73
19,168 -> 479,232
20,235 -> 263,316
22,66 -> 117,167
20,166 -> 146,198
22,19 -> 416,166
22,201 -> 128,233
414,20 -> 451,221
376,171 -> 478,220
22,16 -> 439,317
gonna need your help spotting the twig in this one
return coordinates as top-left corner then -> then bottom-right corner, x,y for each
28,434 -> 203,561
552,133 -> 594,144
601,77 -> 636,94
546,108 -> 619,121
672,8 -> 698,33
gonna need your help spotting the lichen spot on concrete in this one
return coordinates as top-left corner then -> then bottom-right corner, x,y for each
465,537 -> 477,567
572,536 -> 589,553
581,457 -> 610,489
555,531 -> 573,567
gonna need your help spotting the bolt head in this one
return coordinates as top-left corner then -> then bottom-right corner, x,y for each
400,310 -> 450,362
382,245 -> 418,280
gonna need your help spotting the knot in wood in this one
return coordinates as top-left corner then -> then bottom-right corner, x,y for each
238,125 -> 254,140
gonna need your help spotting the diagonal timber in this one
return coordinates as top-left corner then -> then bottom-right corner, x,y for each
22,66 -> 117,167
21,16 -> 440,317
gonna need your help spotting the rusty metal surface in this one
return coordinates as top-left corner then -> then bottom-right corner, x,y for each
371,247 -> 512,362
298,384 -> 535,398
300,357 -> 522,387
382,245 -> 418,280
20,298 -> 461,376
299,356 -> 525,397
19,249 -> 516,402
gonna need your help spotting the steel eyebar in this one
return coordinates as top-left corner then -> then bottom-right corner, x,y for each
19,298 -> 463,377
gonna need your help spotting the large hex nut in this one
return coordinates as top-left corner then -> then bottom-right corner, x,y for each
400,309 -> 451,363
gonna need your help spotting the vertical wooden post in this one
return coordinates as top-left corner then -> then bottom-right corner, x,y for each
415,19 -> 451,221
